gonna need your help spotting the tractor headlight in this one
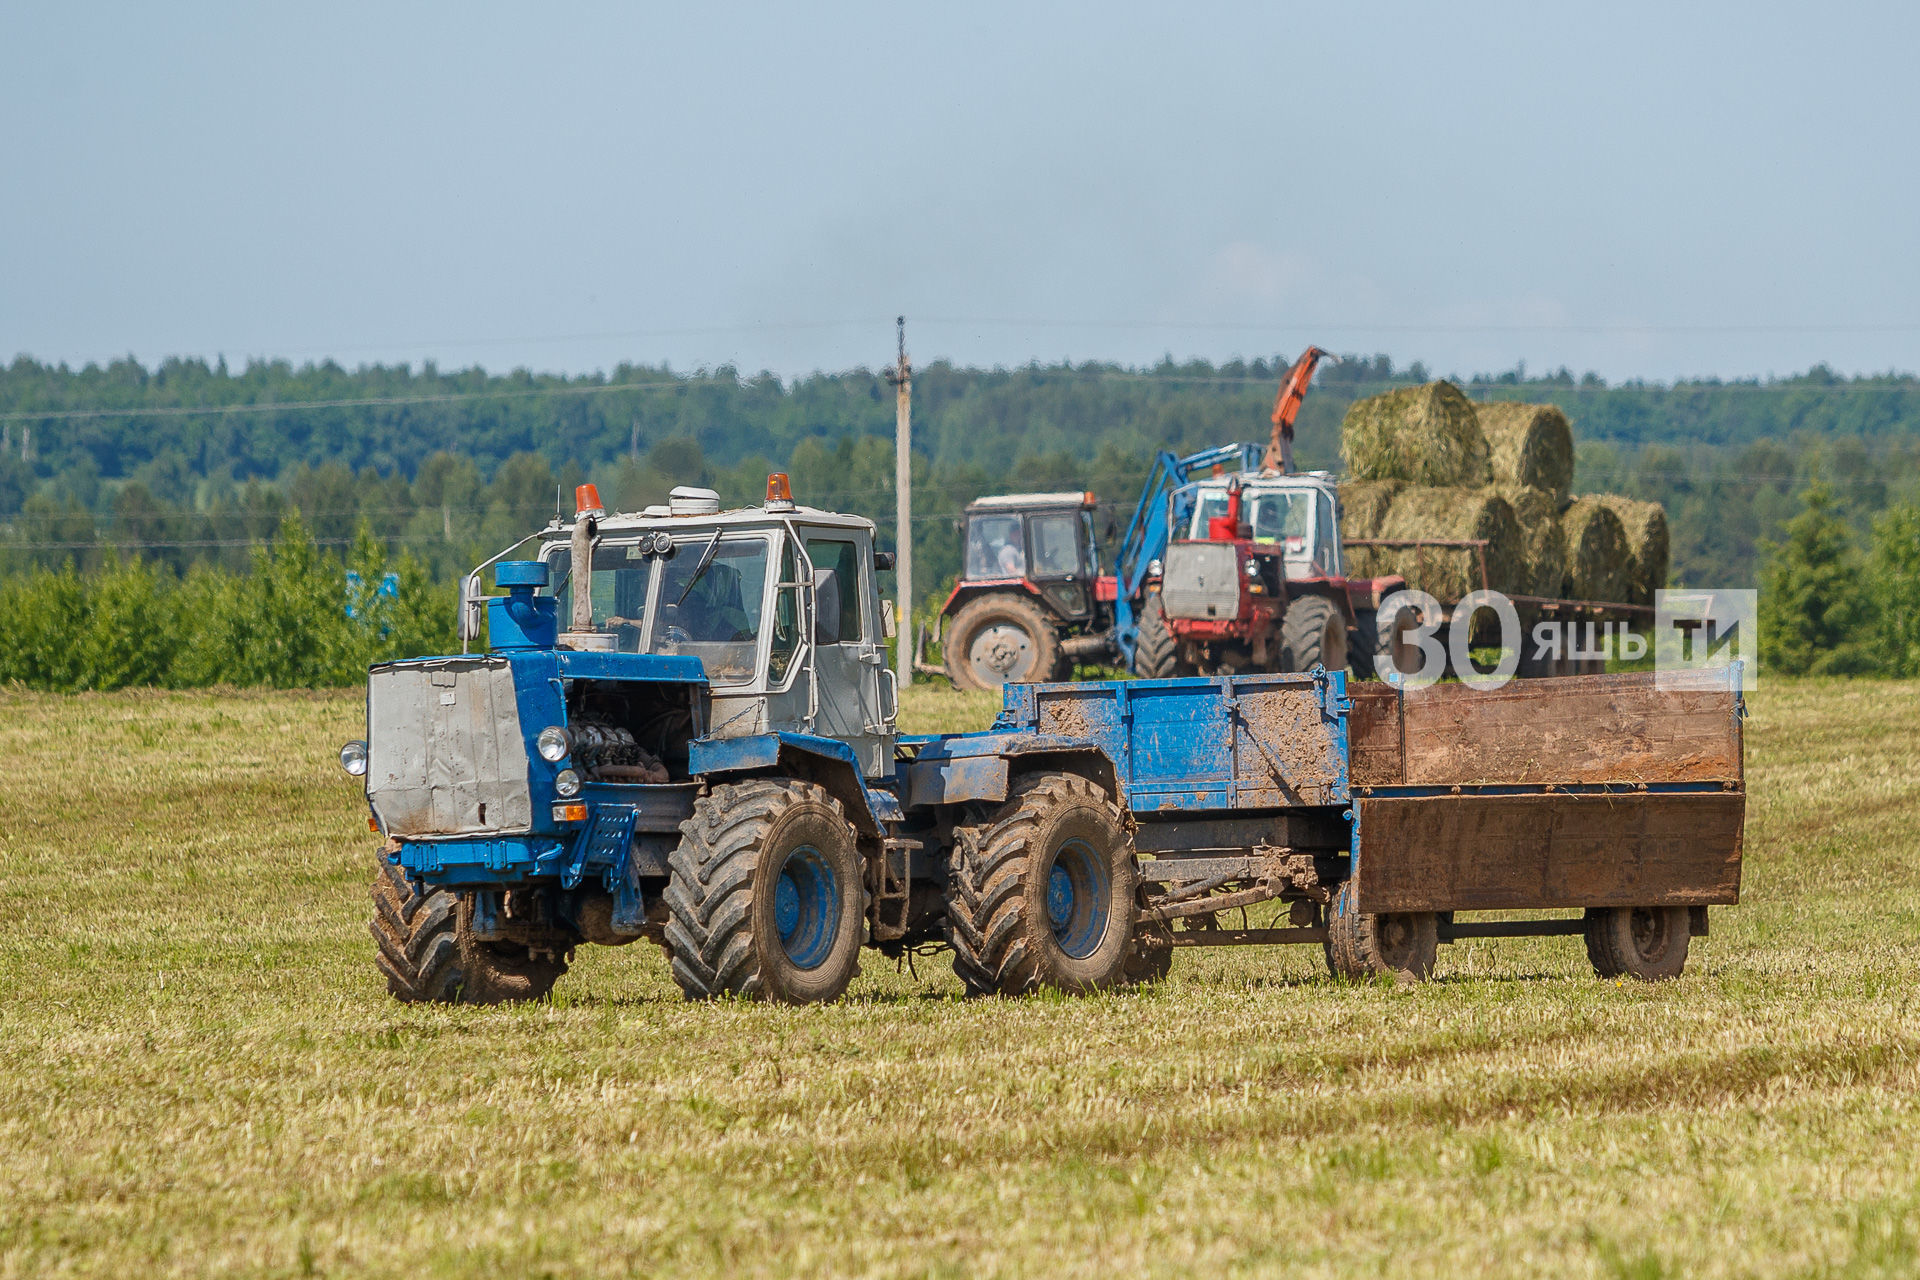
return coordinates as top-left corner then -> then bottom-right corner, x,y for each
554,768 -> 582,798
339,740 -> 368,777
1147,558 -> 1163,579
536,726 -> 571,763
1244,558 -> 1260,579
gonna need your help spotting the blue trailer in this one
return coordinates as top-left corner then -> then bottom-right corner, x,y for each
345,481 -> 1745,1004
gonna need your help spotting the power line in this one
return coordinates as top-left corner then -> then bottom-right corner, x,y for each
5,370 -> 1918,425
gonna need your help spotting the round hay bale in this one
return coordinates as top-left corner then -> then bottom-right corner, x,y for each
1594,495 -> 1670,605
1341,382 -> 1492,488
1337,479 -> 1402,578
1486,485 -> 1568,599
1478,402 -> 1574,500
1561,497 -> 1633,603
1374,486 -> 1525,602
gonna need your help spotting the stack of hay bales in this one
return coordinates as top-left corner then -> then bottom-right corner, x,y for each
1337,383 -> 1666,605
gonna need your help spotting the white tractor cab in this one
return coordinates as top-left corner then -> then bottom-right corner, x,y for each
1175,471 -> 1345,580
1134,468 -> 1411,680
487,479 -> 899,778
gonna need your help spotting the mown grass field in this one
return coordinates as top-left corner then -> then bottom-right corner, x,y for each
1,679 -> 1917,1278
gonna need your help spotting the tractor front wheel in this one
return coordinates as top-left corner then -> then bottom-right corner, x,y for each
945,593 -> 1062,691
1280,593 -> 1350,674
1131,593 -> 1183,679
369,863 -> 569,1004
664,780 -> 867,1004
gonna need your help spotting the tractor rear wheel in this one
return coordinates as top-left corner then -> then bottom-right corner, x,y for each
945,593 -> 1062,691
1350,603 -> 1420,680
1132,593 -> 1182,679
945,772 -> 1137,996
1322,879 -> 1437,983
369,863 -> 568,1004
1585,906 -> 1690,980
1280,594 -> 1350,674
664,779 -> 867,1004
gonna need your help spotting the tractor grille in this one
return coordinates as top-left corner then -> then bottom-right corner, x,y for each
1161,542 -> 1243,620
367,656 -> 533,837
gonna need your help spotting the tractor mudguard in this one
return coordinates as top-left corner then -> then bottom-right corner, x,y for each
689,732 -> 902,837
902,731 -> 1120,808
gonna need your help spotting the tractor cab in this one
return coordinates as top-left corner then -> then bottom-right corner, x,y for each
936,492 -> 1116,691
959,492 -> 1102,621
1175,471 -> 1344,580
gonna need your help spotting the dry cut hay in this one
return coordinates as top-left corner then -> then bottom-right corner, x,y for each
1478,402 -> 1575,500
1341,382 -> 1491,488
1593,495 -> 1670,605
1561,497 -> 1633,603
1486,485 -> 1568,600
1337,479 -> 1402,577
1372,486 -> 1525,602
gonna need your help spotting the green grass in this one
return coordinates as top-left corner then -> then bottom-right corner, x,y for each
1,679 -> 1917,1277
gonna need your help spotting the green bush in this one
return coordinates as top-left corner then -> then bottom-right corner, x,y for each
0,516 -> 455,691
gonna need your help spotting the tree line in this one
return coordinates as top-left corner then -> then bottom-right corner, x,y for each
2,351 -> 1920,687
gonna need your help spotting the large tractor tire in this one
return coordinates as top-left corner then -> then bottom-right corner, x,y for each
945,593 -> 1062,692
664,780 -> 867,1004
1585,906 -> 1690,981
369,863 -> 568,1004
945,772 -> 1137,996
1323,879 -> 1438,983
1349,603 -> 1420,680
1131,593 -> 1181,679
1280,593 -> 1350,674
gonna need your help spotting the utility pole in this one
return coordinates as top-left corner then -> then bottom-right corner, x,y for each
888,316 -> 913,686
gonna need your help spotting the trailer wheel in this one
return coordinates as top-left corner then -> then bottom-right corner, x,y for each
1281,594 -> 1349,674
1322,879 -> 1437,983
945,772 -> 1137,995
369,863 -> 568,1004
946,593 -> 1061,691
1584,906 -> 1690,981
1132,594 -> 1182,678
664,780 -> 867,1004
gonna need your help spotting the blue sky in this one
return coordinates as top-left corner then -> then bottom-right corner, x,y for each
2,2 -> 1914,382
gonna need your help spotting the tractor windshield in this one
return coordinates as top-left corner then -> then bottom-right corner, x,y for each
1185,484 -> 1323,564
543,532 -> 773,685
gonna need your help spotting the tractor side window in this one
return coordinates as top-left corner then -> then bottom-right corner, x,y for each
804,538 -> 864,644
1317,491 -> 1341,575
651,535 -> 771,685
967,514 -> 1026,578
769,542 -> 801,683
1030,514 -> 1080,577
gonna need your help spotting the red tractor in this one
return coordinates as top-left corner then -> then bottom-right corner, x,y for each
939,491 -> 1114,691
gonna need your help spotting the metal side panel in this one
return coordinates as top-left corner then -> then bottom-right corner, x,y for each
368,657 -> 533,838
1017,673 -> 1347,814
1353,790 -> 1745,913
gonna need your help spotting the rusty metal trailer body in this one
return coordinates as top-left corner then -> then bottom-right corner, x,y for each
955,665 -> 1745,976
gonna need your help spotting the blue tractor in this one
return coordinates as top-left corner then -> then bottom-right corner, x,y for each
344,476 -> 1744,1004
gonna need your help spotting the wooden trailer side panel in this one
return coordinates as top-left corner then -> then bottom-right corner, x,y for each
1353,790 -> 1745,914
1348,671 -> 1743,788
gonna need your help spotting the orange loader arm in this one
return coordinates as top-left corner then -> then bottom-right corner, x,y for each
1261,344 -> 1331,475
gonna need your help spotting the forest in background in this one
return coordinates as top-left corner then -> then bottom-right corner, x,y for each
4,351 -> 1920,610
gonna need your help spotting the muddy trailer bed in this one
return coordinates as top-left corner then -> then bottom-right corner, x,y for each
976,667 -> 1745,977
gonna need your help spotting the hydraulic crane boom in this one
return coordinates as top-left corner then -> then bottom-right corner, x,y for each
1261,345 -> 1332,475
